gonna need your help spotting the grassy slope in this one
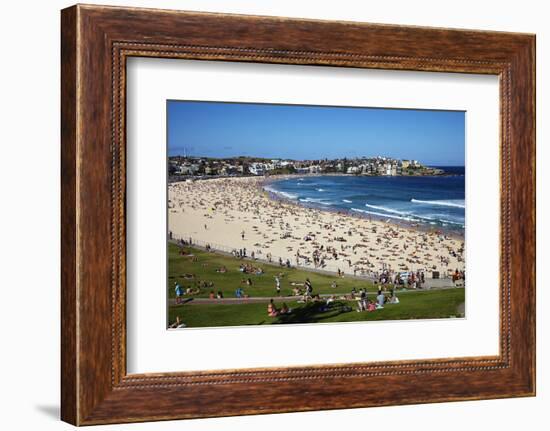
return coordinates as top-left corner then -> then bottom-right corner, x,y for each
168,243 -> 380,299
169,289 -> 465,327
168,243 -> 465,328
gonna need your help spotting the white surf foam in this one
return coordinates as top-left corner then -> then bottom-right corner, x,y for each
365,202 -> 410,216
351,208 -> 414,222
264,186 -> 298,200
353,207 -> 464,227
300,197 -> 333,206
411,198 -> 465,209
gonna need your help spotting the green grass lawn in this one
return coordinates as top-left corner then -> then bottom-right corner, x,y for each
167,243 -> 465,328
168,243 -> 381,299
169,289 -> 465,327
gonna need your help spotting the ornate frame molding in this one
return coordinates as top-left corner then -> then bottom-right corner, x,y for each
61,5 -> 535,425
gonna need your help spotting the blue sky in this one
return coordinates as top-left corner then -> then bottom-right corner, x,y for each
167,100 -> 465,166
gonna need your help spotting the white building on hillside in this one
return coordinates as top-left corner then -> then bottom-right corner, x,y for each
249,163 -> 266,176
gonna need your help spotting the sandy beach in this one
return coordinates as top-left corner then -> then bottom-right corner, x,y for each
168,176 -> 465,279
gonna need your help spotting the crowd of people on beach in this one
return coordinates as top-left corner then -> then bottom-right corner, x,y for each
168,177 -> 465,282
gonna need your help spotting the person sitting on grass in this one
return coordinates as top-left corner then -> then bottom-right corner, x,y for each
267,299 -> 279,317
321,296 -> 336,312
216,290 -> 224,299
376,291 -> 386,309
235,287 -> 244,298
216,266 -> 227,273
186,286 -> 200,295
208,290 -> 215,299
174,282 -> 184,304
280,303 -> 291,315
389,294 -> 400,304
367,299 -> 377,312
169,316 -> 186,329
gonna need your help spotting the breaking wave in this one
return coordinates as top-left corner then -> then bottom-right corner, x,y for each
299,197 -> 333,206
411,198 -> 465,209
365,202 -> 410,216
351,208 -> 414,222
263,186 -> 298,200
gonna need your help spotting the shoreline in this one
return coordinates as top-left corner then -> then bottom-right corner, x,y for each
258,174 -> 465,241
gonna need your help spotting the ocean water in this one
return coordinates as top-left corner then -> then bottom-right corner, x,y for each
264,167 -> 465,231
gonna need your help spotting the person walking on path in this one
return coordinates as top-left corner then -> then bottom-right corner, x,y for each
175,282 -> 184,304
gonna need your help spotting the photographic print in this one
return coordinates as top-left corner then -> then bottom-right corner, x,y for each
167,101 -> 465,329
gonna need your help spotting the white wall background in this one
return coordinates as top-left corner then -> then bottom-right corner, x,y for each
0,1 -> 546,429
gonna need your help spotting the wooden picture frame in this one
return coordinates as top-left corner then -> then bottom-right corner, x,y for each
61,4 -> 535,425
